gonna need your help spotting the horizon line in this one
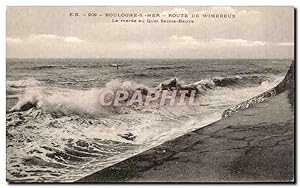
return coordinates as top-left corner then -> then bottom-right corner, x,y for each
6,57 -> 294,60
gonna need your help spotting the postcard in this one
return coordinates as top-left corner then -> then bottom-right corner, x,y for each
6,6 -> 295,183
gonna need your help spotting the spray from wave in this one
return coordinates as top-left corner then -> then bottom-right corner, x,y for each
9,74 -> 271,115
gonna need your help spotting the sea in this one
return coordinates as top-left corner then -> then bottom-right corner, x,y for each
6,58 -> 292,182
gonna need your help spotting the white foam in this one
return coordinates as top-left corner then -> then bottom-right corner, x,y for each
7,77 -> 41,88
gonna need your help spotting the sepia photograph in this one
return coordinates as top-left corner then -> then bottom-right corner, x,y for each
6,6 -> 295,183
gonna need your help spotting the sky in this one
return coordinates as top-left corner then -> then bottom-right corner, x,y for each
6,6 -> 294,59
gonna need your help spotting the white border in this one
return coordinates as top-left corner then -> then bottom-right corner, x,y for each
2,0 -> 299,6
1,0 -> 298,187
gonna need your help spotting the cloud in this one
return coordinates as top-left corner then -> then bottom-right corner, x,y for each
7,34 -> 83,44
7,34 -> 85,58
30,34 -> 58,40
169,35 -> 267,47
276,42 -> 294,46
168,35 -> 199,46
6,37 -> 22,43
211,38 -> 266,47
7,33 -> 293,59
64,37 -> 82,43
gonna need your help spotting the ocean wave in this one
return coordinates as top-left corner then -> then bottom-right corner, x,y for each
7,78 -> 41,89
8,74 -> 273,116
8,79 -> 150,116
12,63 -> 132,71
14,64 -> 110,70
146,65 -> 190,70
156,74 -> 267,94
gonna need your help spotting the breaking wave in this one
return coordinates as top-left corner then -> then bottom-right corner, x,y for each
8,74 -> 276,116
